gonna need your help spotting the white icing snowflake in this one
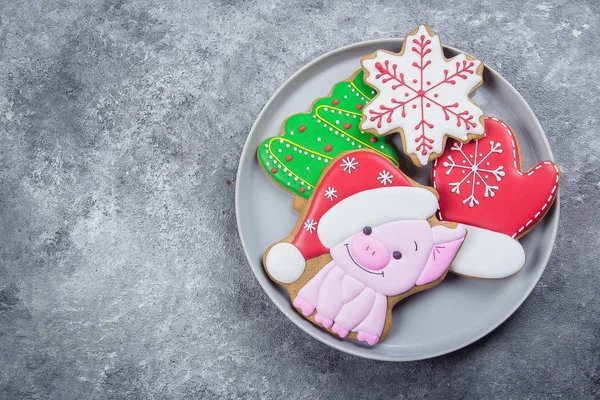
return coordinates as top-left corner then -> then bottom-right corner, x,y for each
361,25 -> 484,166
377,170 -> 394,185
324,186 -> 338,201
340,156 -> 359,174
443,140 -> 506,207
303,219 -> 317,234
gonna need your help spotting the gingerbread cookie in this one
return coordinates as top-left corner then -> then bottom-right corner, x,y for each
263,150 -> 467,345
360,24 -> 485,167
431,117 -> 560,279
257,70 -> 399,202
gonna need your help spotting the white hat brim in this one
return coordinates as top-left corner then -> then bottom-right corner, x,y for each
450,224 -> 526,279
317,187 -> 439,248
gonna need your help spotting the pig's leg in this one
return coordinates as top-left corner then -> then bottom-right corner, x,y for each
353,293 -> 387,345
313,266 -> 345,329
331,288 -> 376,338
293,261 -> 335,317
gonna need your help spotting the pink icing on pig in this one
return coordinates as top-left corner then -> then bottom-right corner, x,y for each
293,220 -> 466,345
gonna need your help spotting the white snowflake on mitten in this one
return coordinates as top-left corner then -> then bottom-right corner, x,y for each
361,25 -> 485,166
442,140 -> 505,207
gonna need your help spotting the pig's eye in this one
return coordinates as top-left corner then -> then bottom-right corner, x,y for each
362,226 -> 372,235
393,251 -> 402,260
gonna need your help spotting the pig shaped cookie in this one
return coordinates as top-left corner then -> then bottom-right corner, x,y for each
263,150 -> 467,345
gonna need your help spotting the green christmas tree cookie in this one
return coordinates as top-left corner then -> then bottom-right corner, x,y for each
257,70 -> 400,199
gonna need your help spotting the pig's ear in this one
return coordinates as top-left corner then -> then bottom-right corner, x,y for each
416,225 -> 467,286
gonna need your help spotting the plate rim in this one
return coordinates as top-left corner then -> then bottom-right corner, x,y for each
235,38 -> 560,361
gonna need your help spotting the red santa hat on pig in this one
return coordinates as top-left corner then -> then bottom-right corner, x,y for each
265,150 -> 440,284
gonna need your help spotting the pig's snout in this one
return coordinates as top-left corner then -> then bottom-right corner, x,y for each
349,234 -> 390,271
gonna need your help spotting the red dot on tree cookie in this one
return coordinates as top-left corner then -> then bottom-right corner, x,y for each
332,99 -> 339,106
325,145 -> 332,152
299,125 -> 306,132
343,123 -> 351,130
413,79 -> 417,83
370,137 -> 377,143
412,104 -> 417,109
286,155 -> 293,161
299,187 -> 305,193
426,81 -> 431,85
271,168 -> 277,174
356,104 -> 363,110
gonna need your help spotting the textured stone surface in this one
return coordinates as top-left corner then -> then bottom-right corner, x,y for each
0,0 -> 598,398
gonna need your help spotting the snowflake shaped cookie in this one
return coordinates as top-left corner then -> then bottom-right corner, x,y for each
360,25 -> 485,167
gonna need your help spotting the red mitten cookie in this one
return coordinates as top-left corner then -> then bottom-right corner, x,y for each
431,117 -> 560,279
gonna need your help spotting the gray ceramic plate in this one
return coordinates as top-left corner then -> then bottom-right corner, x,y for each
235,39 -> 559,361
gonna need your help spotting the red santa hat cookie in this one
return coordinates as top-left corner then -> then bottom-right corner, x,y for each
431,117 -> 560,279
265,151 -> 439,284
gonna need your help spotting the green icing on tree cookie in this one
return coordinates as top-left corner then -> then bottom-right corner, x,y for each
257,70 -> 400,199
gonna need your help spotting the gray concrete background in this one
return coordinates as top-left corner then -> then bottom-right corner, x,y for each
0,0 -> 598,398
